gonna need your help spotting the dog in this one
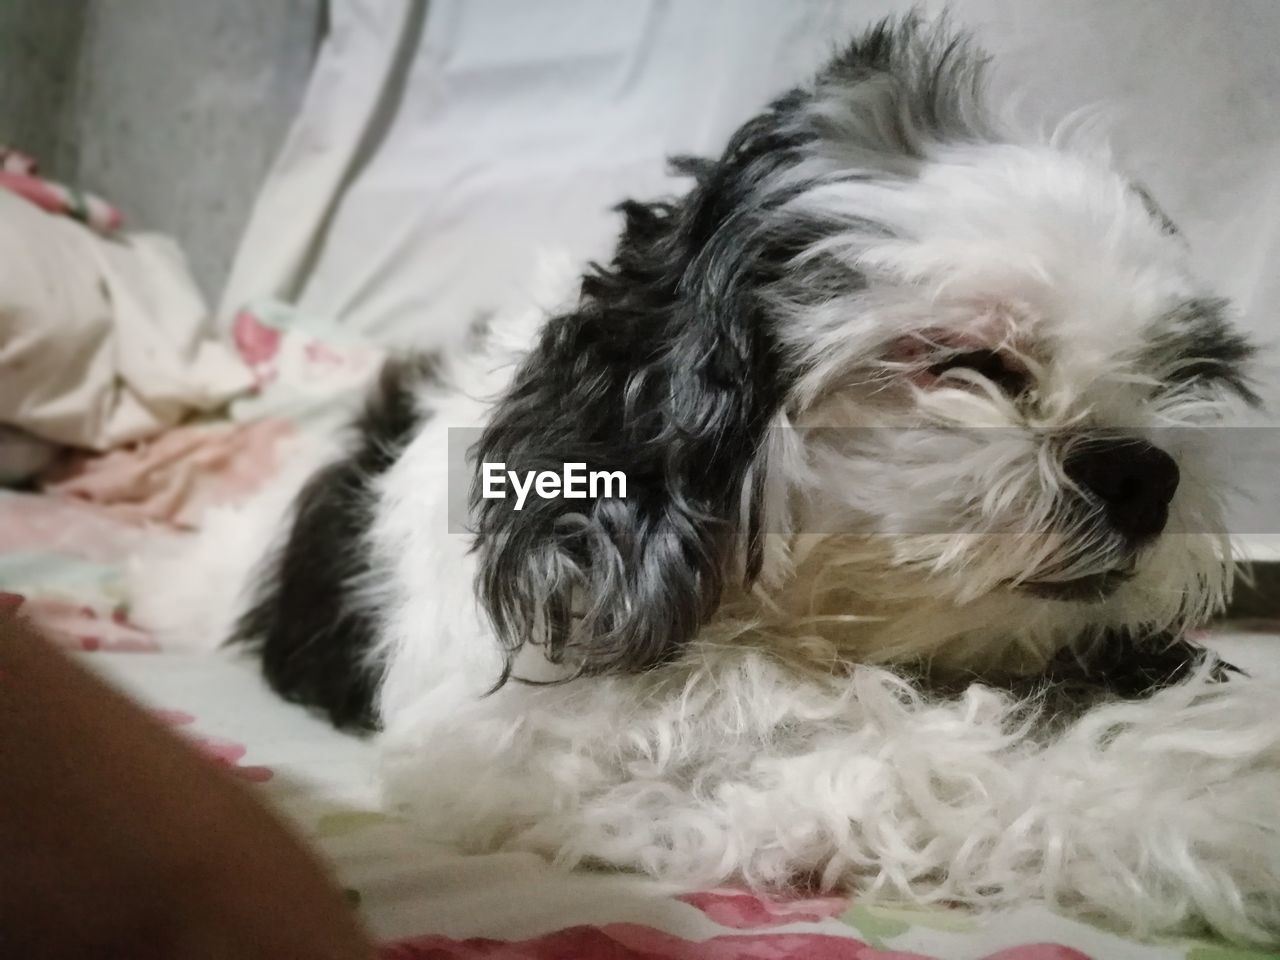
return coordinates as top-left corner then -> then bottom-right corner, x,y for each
147,15 -> 1280,945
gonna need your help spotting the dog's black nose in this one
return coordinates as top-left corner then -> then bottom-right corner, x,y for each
1063,437 -> 1180,543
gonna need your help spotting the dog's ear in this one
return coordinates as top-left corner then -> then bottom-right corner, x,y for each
472,161 -> 790,683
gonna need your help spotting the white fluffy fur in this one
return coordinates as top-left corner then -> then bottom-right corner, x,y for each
134,79 -> 1280,950
382,653 -> 1280,943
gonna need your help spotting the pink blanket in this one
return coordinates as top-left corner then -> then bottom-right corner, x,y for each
45,418 -> 294,529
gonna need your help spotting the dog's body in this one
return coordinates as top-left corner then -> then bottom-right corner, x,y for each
146,17 -> 1280,944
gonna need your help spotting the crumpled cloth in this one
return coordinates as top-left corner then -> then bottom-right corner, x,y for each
0,188 -> 253,451
37,299 -> 385,527
44,418 -> 296,530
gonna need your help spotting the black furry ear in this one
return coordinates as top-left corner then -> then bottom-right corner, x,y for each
471,190 -> 785,682
470,129 -> 811,682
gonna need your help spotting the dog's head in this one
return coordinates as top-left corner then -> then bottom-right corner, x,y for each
472,15 -> 1258,681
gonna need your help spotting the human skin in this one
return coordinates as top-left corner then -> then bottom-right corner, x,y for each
0,596 -> 375,959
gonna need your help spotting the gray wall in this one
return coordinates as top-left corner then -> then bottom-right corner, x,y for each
0,0 -> 321,299
0,2 -> 83,166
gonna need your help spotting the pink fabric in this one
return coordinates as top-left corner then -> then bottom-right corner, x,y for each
0,143 -> 123,234
679,890 -> 848,929
21,597 -> 159,653
44,417 -> 295,529
233,308 -> 284,386
383,924 -> 934,960
382,924 -> 1092,959
157,710 -> 275,783
0,491 -> 155,562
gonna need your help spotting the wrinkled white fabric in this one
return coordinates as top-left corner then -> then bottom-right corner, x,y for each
224,1 -> 1279,372
0,189 -> 252,450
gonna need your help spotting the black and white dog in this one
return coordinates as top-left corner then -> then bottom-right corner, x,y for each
138,16 -> 1280,944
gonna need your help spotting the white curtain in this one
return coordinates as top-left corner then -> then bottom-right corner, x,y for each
223,1 -> 1279,367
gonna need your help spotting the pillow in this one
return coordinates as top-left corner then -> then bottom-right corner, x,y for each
0,190 -> 252,451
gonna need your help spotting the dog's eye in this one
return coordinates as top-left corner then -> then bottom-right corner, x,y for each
927,350 -> 1029,396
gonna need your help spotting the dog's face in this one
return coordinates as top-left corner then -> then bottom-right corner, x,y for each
474,17 -> 1257,680
759,141 -> 1256,668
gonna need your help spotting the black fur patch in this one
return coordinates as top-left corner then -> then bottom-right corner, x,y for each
233,355 -> 435,730
920,631 -> 1240,725
1130,182 -> 1180,236
1039,629 -> 1239,699
1146,298 -> 1259,405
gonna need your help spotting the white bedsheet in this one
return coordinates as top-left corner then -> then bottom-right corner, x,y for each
74,630 -> 1280,958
